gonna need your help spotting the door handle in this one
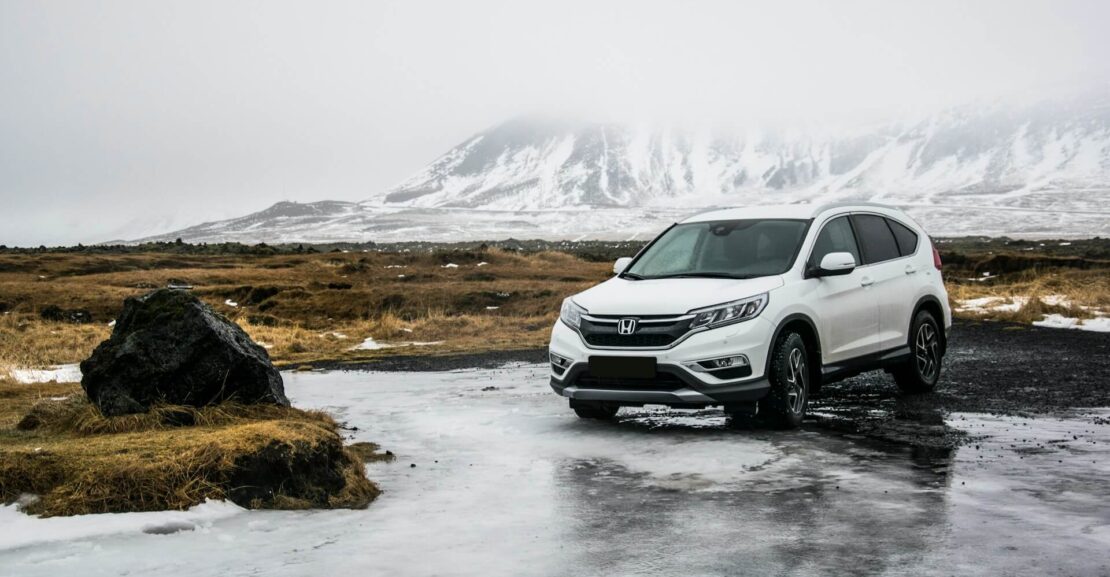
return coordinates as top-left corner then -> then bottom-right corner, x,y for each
905,265 -> 917,275
860,276 -> 874,287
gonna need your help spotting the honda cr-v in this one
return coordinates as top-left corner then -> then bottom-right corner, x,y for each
548,202 -> 950,428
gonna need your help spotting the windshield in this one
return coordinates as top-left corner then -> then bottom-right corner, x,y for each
624,219 -> 809,279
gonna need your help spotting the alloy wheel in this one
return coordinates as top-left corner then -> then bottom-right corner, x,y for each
915,322 -> 939,381
785,347 -> 808,414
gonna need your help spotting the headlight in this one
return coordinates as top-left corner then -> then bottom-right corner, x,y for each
688,293 -> 768,329
560,298 -> 587,329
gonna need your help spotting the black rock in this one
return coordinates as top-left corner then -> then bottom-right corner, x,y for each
40,305 -> 94,324
80,289 -> 289,416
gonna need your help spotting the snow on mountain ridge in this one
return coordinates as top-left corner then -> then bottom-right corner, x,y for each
371,101 -> 1110,214
137,96 -> 1110,244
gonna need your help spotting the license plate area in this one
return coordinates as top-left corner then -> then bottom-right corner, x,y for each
588,356 -> 657,379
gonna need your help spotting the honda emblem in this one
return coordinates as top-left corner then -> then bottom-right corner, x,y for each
617,318 -> 638,335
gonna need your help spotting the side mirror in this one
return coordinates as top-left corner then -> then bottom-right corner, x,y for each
809,252 -> 857,278
613,257 -> 633,275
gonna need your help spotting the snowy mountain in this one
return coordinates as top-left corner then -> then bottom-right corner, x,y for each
141,97 -> 1110,244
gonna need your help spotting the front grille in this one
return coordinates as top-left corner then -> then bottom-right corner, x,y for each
576,371 -> 685,391
580,314 -> 692,349
585,333 -> 676,347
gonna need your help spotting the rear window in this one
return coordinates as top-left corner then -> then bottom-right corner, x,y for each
851,214 -> 900,264
887,218 -> 919,256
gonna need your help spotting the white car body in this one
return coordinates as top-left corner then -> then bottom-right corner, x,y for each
549,202 -> 951,419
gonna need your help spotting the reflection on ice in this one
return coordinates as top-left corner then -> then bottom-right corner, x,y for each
1,365 -> 1108,577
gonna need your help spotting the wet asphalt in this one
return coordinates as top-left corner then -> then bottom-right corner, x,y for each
312,319 -> 1110,449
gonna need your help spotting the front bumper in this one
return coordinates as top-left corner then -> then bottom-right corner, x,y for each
548,317 -> 775,407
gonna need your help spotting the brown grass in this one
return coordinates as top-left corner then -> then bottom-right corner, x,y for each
0,249 -> 609,373
0,249 -> 1105,375
947,268 -> 1109,322
0,313 -> 108,375
0,382 -> 379,516
347,441 -> 396,463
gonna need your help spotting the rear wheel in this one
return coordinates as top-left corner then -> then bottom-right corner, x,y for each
572,402 -> 620,419
893,310 -> 942,393
759,332 -> 810,429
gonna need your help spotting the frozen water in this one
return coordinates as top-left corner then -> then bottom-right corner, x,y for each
1,365 -> 1108,576
8,364 -> 82,384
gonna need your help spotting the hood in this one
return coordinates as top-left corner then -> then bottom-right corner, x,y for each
571,276 -> 785,316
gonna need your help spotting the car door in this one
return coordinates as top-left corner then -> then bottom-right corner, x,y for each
881,216 -> 923,350
805,215 -> 880,363
849,213 -> 907,352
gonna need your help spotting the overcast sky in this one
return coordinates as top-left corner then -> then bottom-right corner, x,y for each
2,0 -> 1108,246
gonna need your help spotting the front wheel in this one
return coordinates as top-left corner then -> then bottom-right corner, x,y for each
893,310 -> 942,393
759,332 -> 810,429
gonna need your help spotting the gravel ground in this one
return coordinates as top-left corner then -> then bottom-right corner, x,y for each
811,320 -> 1110,447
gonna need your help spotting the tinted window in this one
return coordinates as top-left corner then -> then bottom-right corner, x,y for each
626,219 -> 809,279
851,214 -> 900,264
887,218 -> 919,256
809,216 -> 860,268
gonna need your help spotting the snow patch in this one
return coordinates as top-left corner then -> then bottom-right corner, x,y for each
9,364 -> 82,384
224,299 -> 238,308
0,499 -> 244,551
955,294 -> 1078,314
350,337 -> 393,351
349,338 -> 446,351
1033,314 -> 1110,332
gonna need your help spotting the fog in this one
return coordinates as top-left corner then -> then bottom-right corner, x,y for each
2,0 -> 1108,246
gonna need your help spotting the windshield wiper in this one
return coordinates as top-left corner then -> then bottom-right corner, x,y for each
619,272 -> 646,280
648,272 -> 755,280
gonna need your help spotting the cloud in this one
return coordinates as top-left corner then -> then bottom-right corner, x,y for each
1,0 -> 1107,245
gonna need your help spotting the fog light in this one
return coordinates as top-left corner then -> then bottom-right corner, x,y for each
699,355 -> 749,370
685,354 -> 750,373
549,352 -> 572,368
703,356 -> 748,369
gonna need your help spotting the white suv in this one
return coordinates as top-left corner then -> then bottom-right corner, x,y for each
548,202 -> 951,428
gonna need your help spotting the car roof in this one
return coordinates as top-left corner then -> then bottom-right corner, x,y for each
680,201 -> 904,223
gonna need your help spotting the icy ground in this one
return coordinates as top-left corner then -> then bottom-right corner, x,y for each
2,365 -> 1109,576
5,364 -> 82,384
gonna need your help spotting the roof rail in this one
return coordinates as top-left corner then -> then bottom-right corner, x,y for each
812,200 -> 899,214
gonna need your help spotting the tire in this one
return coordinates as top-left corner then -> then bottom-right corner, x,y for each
893,310 -> 942,393
724,403 -> 758,429
572,402 -> 620,419
759,332 -> 810,429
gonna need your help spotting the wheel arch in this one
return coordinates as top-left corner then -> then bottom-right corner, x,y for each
911,295 -> 947,354
767,313 -> 823,390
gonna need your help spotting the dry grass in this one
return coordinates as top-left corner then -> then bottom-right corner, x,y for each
947,268 -> 1109,322
347,441 -> 396,463
0,313 -> 108,373
0,382 -> 379,516
0,248 -> 1105,374
238,311 -> 557,365
0,249 -> 608,373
